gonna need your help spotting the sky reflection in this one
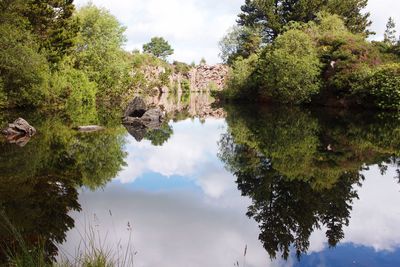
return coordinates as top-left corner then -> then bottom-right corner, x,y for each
59,118 -> 400,267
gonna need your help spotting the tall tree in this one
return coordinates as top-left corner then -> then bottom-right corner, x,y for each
143,37 -> 174,60
25,0 -> 78,64
238,0 -> 371,43
384,17 -> 397,45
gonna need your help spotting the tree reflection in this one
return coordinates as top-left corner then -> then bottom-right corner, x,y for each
219,105 -> 400,260
0,111 -> 127,261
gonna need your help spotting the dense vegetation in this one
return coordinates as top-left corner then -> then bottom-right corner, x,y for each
220,0 -> 400,110
0,1 -> 179,111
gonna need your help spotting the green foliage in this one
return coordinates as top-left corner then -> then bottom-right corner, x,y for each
25,0 -> 78,65
173,61 -> 191,75
219,25 -> 262,64
261,29 -> 321,104
238,0 -> 371,43
367,64 -> 400,110
0,78 -> 6,109
73,4 -> 130,100
127,52 -> 173,96
181,79 -> 191,92
144,122 -> 173,146
0,23 -> 50,107
219,103 -> 400,259
384,17 -> 397,45
224,54 -> 260,100
143,37 -> 174,60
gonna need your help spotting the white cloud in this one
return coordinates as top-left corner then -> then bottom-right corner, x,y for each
74,0 -> 400,63
117,118 -> 237,199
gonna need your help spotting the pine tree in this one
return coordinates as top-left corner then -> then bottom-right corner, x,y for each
384,17 -> 397,45
238,0 -> 371,43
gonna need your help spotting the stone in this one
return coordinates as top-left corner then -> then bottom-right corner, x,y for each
76,125 -> 105,132
2,118 -> 36,147
124,97 -> 147,118
141,108 -> 163,122
2,118 -> 36,137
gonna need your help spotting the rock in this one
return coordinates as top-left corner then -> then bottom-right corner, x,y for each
5,134 -> 31,147
124,97 -> 147,118
122,98 -> 164,142
141,108 -> 163,122
123,123 -> 147,142
76,125 -> 105,132
2,118 -> 36,147
2,118 -> 36,137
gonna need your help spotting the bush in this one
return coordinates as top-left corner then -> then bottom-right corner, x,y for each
224,54 -> 260,100
0,78 -> 7,109
369,64 -> 400,110
260,29 -> 322,104
0,24 -> 50,107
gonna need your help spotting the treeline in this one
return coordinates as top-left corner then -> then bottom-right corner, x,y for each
220,0 -> 400,110
0,1 -> 186,112
0,1 -> 134,109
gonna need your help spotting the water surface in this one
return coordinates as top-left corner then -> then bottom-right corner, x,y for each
0,96 -> 399,267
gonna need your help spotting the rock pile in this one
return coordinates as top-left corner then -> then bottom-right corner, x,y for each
189,64 -> 229,91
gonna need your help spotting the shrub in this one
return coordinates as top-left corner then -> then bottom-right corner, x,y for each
0,24 -> 50,107
260,29 -> 322,104
0,78 -> 7,109
369,64 -> 400,110
181,79 -> 191,91
224,53 -> 260,100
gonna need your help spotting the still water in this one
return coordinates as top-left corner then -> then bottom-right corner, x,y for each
0,94 -> 400,267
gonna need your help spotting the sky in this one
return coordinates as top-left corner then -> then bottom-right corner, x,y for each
74,0 -> 400,64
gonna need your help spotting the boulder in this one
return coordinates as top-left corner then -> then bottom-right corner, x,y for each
2,118 -> 36,147
124,97 -> 147,118
141,108 -> 163,122
2,118 -> 36,137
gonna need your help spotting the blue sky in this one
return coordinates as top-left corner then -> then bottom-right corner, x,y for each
75,0 -> 400,64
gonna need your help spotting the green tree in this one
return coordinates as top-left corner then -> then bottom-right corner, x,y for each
143,37 -> 174,60
238,0 -> 371,43
260,29 -> 321,104
73,4 -> 130,100
384,17 -> 397,45
219,26 -> 262,63
0,3 -> 50,107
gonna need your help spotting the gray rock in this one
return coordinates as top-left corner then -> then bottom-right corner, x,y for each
2,118 -> 36,137
141,108 -> 163,122
76,125 -> 105,132
124,97 -> 147,118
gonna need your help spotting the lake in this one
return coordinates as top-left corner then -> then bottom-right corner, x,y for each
0,93 -> 399,267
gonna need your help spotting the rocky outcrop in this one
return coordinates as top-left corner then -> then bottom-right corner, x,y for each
2,118 -> 36,147
189,64 -> 229,91
124,97 -> 147,118
123,97 -> 164,141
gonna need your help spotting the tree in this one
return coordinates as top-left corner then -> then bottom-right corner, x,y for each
73,4 -> 130,99
219,25 -> 262,63
260,29 -> 322,104
384,17 -> 397,45
238,0 -> 371,43
25,0 -> 78,64
143,37 -> 174,60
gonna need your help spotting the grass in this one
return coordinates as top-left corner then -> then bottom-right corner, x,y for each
0,210 -> 136,267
